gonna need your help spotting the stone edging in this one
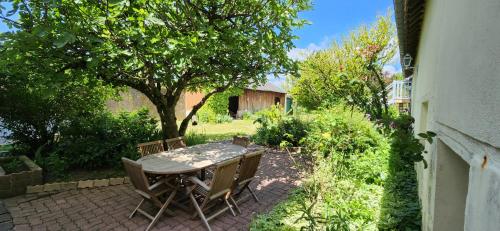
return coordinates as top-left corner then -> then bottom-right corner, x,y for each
26,177 -> 130,194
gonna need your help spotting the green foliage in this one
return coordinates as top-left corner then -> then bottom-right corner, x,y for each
197,106 -> 218,123
215,114 -> 233,124
1,0 -> 311,138
290,14 -> 396,120
252,106 -> 308,147
53,109 -> 160,170
34,150 -> 69,179
0,69 -> 115,156
378,114 -> 435,230
251,106 -> 390,230
241,111 -> 255,120
205,88 -> 243,115
197,107 -> 233,124
0,157 -> 29,174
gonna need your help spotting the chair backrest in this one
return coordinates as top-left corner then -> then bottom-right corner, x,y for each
137,140 -> 164,157
122,158 -> 150,193
208,157 -> 241,199
165,137 -> 187,150
237,150 -> 264,186
232,136 -> 250,148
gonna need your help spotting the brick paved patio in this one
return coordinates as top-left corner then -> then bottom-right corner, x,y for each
3,150 -> 300,231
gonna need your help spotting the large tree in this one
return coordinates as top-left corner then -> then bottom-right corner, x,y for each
290,14 -> 396,120
1,0 -> 310,139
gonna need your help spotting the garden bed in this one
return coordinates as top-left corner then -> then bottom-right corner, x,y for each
0,156 -> 42,198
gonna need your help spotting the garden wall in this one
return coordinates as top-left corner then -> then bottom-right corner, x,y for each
0,156 -> 42,198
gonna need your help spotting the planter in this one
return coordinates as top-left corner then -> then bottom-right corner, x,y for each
0,155 -> 42,198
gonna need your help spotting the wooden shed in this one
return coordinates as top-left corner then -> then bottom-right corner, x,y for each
107,82 -> 286,120
228,83 -> 286,118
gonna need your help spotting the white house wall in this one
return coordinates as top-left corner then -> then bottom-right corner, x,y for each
411,0 -> 500,230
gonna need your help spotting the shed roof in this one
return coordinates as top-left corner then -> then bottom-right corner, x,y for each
246,82 -> 286,94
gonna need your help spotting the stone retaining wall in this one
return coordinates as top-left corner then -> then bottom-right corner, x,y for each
26,177 -> 130,194
0,156 -> 42,198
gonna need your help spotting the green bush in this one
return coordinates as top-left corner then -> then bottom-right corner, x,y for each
197,106 -> 233,124
251,106 -> 390,230
241,111 -> 255,120
252,105 -> 308,147
0,157 -> 29,174
48,109 -> 161,170
197,106 -> 218,123
378,114 -> 435,230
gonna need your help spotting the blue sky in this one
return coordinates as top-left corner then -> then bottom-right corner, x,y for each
276,0 -> 401,86
268,0 -> 401,86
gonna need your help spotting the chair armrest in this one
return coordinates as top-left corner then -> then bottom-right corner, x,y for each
188,176 -> 210,191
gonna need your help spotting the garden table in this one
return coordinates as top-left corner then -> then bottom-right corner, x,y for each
136,142 -> 247,213
136,142 -> 247,175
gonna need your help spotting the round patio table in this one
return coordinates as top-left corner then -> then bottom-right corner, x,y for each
136,142 -> 247,175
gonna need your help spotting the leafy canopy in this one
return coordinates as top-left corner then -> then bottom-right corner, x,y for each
290,14 -> 396,119
0,0 -> 311,137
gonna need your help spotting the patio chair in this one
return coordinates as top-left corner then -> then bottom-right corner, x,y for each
232,136 -> 250,148
137,140 -> 164,157
231,150 -> 265,209
122,158 -> 177,231
187,157 -> 242,231
165,137 -> 187,150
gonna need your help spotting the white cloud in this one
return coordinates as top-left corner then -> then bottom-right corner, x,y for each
382,65 -> 397,76
287,36 -> 334,61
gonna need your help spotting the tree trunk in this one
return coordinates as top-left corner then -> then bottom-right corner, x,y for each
156,105 -> 180,140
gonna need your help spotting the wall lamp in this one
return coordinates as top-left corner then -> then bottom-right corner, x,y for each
403,53 -> 416,70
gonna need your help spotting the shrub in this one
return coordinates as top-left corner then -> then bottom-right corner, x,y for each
251,106 -> 390,230
0,157 -> 29,174
252,105 -> 308,147
50,109 -> 161,170
253,117 -> 309,147
241,111 -> 255,120
197,106 -> 218,123
197,106 -> 233,124
184,132 -> 209,146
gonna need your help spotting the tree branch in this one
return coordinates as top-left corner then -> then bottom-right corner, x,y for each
178,75 -> 239,135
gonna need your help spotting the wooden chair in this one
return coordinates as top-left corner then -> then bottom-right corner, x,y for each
122,158 -> 177,231
231,150 -> 265,210
187,157 -> 242,231
165,137 -> 187,150
232,136 -> 250,148
137,140 -> 164,157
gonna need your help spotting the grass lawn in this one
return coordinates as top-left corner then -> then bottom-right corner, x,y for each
183,119 -> 258,145
186,119 -> 257,136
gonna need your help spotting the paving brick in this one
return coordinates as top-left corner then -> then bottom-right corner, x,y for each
5,148 -> 301,231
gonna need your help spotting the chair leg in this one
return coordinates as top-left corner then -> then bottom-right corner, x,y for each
189,193 -> 212,231
130,199 -> 145,218
247,185 -> 260,203
146,191 -> 177,231
229,196 -> 241,214
224,198 -> 237,217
